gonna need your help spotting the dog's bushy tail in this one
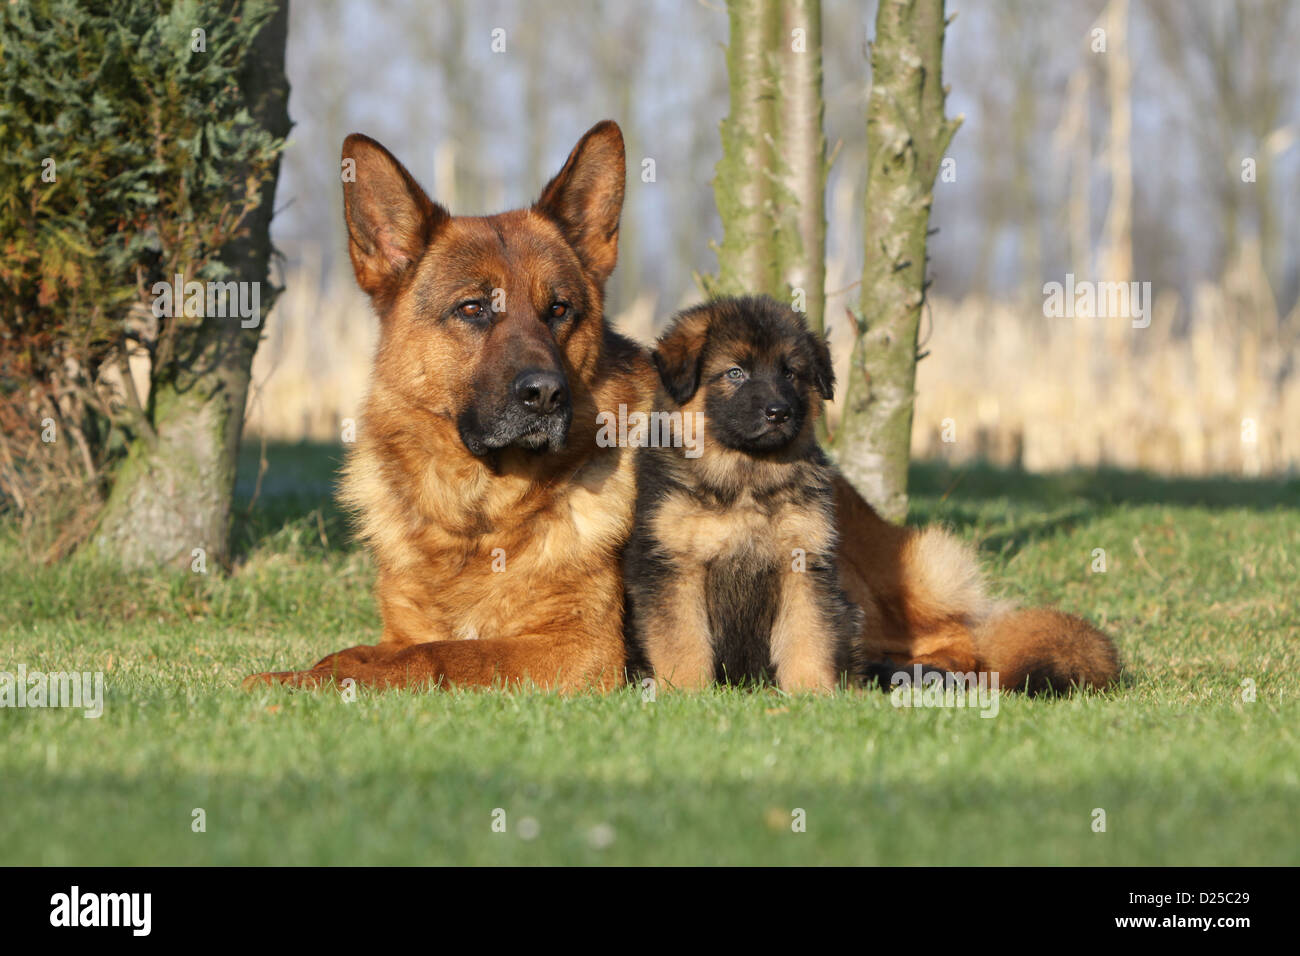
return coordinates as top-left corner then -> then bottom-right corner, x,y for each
832,475 -> 1121,694
972,606 -> 1121,694
895,526 -> 1121,694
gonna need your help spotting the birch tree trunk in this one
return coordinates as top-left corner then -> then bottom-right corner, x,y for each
709,0 -> 826,360
775,1 -> 827,327
91,1 -> 291,571
710,0 -> 782,298
832,0 -> 960,522
1098,0 -> 1133,288
1098,0 -> 1131,360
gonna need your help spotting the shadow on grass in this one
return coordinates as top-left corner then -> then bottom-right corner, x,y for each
231,439 -> 353,560
226,442 -> 1297,562
907,460 -> 1297,558
910,460 -> 1298,510
928,502 -> 1098,559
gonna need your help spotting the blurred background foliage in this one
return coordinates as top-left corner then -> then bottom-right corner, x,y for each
248,0 -> 1299,478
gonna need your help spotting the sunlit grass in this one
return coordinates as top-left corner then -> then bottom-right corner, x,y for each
0,446 -> 1295,865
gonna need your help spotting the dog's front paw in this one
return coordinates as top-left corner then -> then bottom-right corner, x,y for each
241,644 -> 393,691
241,668 -> 335,690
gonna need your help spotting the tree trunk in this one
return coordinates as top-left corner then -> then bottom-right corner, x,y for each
1098,0 -> 1132,280
710,0 -> 783,298
832,0 -> 960,523
1098,0 -> 1131,362
775,0 -> 829,436
709,0 -> 828,365
91,0 -> 291,571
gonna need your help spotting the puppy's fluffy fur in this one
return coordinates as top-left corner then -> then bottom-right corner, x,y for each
624,296 -> 863,692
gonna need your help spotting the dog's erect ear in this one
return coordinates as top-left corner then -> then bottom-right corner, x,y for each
341,133 -> 449,303
808,330 -> 835,400
535,120 -> 626,287
652,308 -> 712,405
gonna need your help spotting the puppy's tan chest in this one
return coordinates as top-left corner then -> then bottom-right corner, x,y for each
650,492 -> 830,565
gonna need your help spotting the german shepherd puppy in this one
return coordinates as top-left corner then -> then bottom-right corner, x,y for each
624,296 -> 864,692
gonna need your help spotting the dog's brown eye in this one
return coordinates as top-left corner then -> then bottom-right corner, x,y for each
550,302 -> 568,319
458,302 -> 484,319
783,367 -> 795,380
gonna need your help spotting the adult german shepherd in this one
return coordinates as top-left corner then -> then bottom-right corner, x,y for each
244,120 -> 1119,695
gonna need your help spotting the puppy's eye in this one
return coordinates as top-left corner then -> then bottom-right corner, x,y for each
549,302 -> 569,320
783,367 -> 796,380
457,301 -> 485,320
726,367 -> 745,381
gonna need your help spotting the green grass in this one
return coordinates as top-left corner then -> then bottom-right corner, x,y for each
1,444 -> 1297,865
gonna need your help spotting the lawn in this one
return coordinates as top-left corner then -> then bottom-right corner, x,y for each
1,443 -> 1296,865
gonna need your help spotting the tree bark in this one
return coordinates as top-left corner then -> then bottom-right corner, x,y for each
775,0 -> 828,436
710,0 -> 782,298
91,0 -> 291,570
832,0 -> 960,523
709,0 -> 828,391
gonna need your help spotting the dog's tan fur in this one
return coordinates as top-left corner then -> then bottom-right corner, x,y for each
833,480 -> 1119,691
636,566 -> 716,690
769,573 -> 842,692
644,474 -> 844,692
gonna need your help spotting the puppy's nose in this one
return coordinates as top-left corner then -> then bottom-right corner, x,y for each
514,369 -> 568,414
765,402 -> 791,424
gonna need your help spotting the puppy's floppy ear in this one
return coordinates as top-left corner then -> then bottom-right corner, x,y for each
536,120 -> 626,287
341,133 -> 449,305
653,309 -> 712,405
808,330 -> 836,400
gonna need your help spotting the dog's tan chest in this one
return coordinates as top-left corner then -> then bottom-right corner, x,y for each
650,490 -> 831,566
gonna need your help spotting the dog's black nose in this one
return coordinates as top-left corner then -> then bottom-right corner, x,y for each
765,402 -> 791,424
514,369 -> 568,414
